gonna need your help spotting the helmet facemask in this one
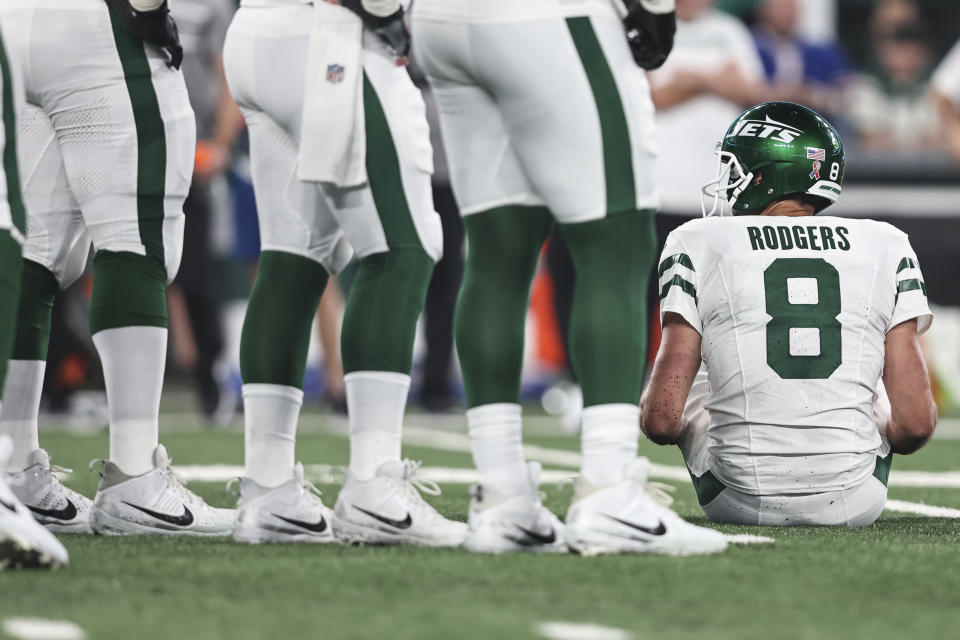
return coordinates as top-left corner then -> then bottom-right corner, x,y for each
700,144 -> 753,218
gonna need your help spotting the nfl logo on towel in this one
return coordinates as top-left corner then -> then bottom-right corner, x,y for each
327,64 -> 345,84
806,147 -> 826,161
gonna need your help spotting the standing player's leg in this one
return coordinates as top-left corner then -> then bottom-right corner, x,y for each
0,21 -> 69,568
0,105 -> 93,533
28,3 -> 233,535
231,109 -> 346,544
0,25 -> 25,421
466,15 -> 724,554
413,19 -> 566,553
327,53 -> 464,547
222,8 -> 353,544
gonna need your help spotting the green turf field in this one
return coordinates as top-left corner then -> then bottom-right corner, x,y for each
2,410 -> 960,640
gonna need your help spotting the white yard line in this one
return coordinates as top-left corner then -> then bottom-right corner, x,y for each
883,500 -> 960,518
535,621 -> 633,640
2,619 -> 85,640
175,430 -> 960,490
723,534 -> 775,545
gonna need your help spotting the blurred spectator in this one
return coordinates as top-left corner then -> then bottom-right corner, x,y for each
848,0 -> 940,150
648,0 -> 768,213
168,0 -> 244,420
751,0 -> 851,119
317,280 -> 347,412
932,39 -> 960,169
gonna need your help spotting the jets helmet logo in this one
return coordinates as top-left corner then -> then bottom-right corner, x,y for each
728,115 -> 803,143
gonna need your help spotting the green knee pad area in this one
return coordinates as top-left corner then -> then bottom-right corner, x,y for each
455,206 -> 553,408
559,209 -> 657,406
0,231 -> 23,388
89,251 -> 168,334
10,259 -> 58,361
341,247 -> 435,375
240,251 -> 329,389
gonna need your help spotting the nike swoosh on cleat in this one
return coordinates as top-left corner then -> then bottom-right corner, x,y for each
28,498 -> 78,522
602,514 -> 667,537
513,524 -> 557,545
0,496 -> 18,512
272,513 -> 328,534
353,506 -> 412,530
122,501 -> 195,527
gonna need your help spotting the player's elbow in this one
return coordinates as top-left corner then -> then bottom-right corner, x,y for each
890,398 -> 938,455
640,407 -> 683,446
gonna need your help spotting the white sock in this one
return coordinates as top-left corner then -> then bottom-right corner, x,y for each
93,327 -> 165,476
466,403 -> 529,496
243,383 -> 301,488
580,403 -> 640,486
0,360 -> 46,470
346,371 -> 408,481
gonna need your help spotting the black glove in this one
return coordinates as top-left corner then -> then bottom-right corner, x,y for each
106,0 -> 184,70
340,0 -> 410,59
622,0 -> 676,70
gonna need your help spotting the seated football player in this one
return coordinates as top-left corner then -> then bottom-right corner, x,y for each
641,102 -> 937,527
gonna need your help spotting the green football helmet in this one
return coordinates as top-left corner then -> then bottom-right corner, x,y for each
701,102 -> 844,216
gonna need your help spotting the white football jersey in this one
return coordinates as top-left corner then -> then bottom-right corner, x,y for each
659,216 -> 932,495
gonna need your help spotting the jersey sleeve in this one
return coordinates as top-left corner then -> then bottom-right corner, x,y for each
658,231 -> 702,334
932,40 -> 960,108
887,233 -> 933,335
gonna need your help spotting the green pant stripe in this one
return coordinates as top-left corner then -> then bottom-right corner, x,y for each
873,453 -> 893,487
109,8 -> 166,263
566,17 -> 636,215
0,30 -> 25,235
363,73 -> 421,251
689,469 -> 726,507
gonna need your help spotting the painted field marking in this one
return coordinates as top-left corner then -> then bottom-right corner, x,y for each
2,618 -> 85,640
535,621 -> 633,640
723,534 -> 775,545
883,500 -> 960,518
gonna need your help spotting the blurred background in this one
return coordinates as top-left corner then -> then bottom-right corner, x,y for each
39,0 -> 960,432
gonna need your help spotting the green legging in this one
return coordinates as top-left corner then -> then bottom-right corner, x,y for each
455,207 -> 656,408
0,231 -> 23,389
240,247 -> 434,388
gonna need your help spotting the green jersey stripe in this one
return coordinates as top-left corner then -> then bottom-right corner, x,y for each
895,278 -> 927,301
896,258 -> 916,273
660,275 -> 698,304
363,73 -> 422,251
109,9 -> 166,263
658,253 -> 695,278
566,17 -> 636,216
0,29 -> 25,236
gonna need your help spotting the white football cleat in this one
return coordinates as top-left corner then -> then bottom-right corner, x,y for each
7,449 -> 92,533
465,461 -> 567,554
233,463 -> 336,544
89,445 -> 235,537
333,459 -> 466,547
0,436 -> 69,569
565,458 -> 728,556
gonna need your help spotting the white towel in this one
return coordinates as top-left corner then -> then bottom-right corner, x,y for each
298,2 -> 367,187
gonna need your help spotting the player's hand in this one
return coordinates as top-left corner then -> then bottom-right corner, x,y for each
107,0 -> 184,70
334,0 -> 410,63
622,0 -> 676,70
